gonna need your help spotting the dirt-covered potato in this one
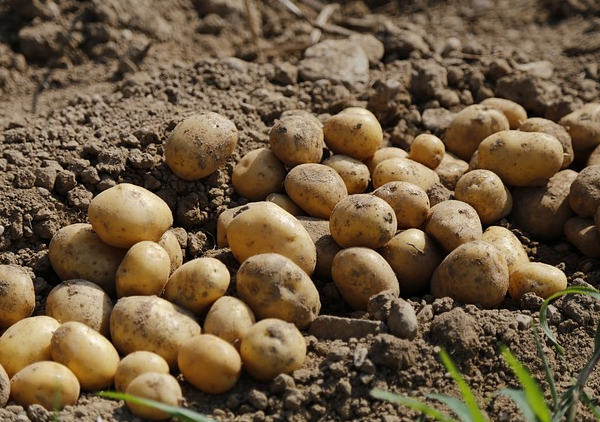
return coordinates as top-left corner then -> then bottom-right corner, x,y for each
408,134 -> 445,169
51,321 -> 120,391
330,194 -> 397,249
203,296 -> 256,349
568,165 -> 600,217
454,169 -> 512,224
232,148 -> 287,201
379,229 -> 443,296
116,241 -> 171,298
424,200 -> 483,253
240,318 -> 306,382
323,111 -> 383,160
269,115 -> 324,167
559,102 -> 600,152
332,247 -> 400,310
237,253 -> 320,329
114,351 -> 170,393
164,112 -> 238,181
266,193 -> 305,216
110,295 -> 201,369
364,147 -> 408,175
88,183 -> 173,249
0,364 -> 8,407
444,104 -> 510,160
227,201 -> 317,275
508,262 -> 567,300
125,372 -> 183,421
45,280 -> 113,337
564,217 -> 600,259
322,154 -> 370,194
431,241 -> 509,308
178,334 -> 242,394
284,163 -> 348,219
297,216 -> 342,279
10,361 -> 80,411
481,226 -> 529,273
163,257 -> 230,315
519,117 -> 574,169
481,97 -> 527,129
372,181 -> 430,230
0,265 -> 34,328
435,152 -> 469,190
0,316 -> 60,378
372,157 -> 440,191
157,229 -> 184,274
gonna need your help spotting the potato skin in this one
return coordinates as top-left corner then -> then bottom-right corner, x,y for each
568,165 -> 600,217
203,296 -> 256,349
297,216 -> 342,279
364,147 -> 408,175
0,364 -> 8,407
114,351 -> 170,393
269,115 -> 324,167
408,134 -> 445,169
323,112 -> 383,160
0,265 -> 35,328
372,157 -> 440,191
519,117 -> 574,169
266,193 -> 305,216
481,97 -> 527,129
424,200 -> 482,253
125,372 -> 183,421
559,102 -> 600,152
116,241 -> 171,298
232,148 -> 287,201
481,226 -> 529,273
564,217 -> 600,259
508,262 -> 567,300
372,181 -> 430,230
158,229 -> 184,274
435,152 -> 469,190
454,169 -> 512,224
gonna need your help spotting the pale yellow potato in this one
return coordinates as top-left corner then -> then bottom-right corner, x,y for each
364,147 -> 408,175
332,247 -> 399,310
477,130 -> 563,187
424,200 -> 482,253
297,216 -> 342,279
114,351 -> 170,393
408,134 -> 445,169
431,241 -> 509,308
216,203 -> 259,248
45,280 -> 113,337
163,257 -> 230,315
372,157 -> 440,191
322,155 -> 370,194
330,194 -> 397,249
240,318 -> 306,382
266,193 -> 305,216
508,262 -> 567,301
372,181 -> 430,229
10,361 -> 80,411
323,112 -> 383,160
232,148 -> 287,201
125,372 -> 183,421
203,296 -> 256,349
269,115 -> 324,167
88,183 -> 173,249
178,334 -> 242,394
481,226 -> 529,273
338,106 -> 377,119
284,163 -> 348,219
435,152 -> 469,190
379,229 -> 443,296
454,169 -> 512,224
519,117 -> 574,169
158,229 -> 184,274
0,364 -> 8,407
110,295 -> 201,369
564,217 -> 600,259
568,165 -> 600,217
559,102 -> 600,152
236,253 -> 320,329
51,321 -> 120,391
164,112 -> 238,180
0,265 -> 34,328
0,315 -> 60,378
49,223 -> 127,296
116,241 -> 171,298
227,201 -> 317,275
481,97 -> 528,129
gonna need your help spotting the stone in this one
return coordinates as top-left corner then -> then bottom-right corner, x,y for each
308,315 -> 387,340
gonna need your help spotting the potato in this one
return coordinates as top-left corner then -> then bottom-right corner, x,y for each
125,372 -> 183,421
408,134 -> 445,169
331,247 -> 400,310
0,315 -> 60,378
435,152 -> 469,190
323,112 -> 383,160
0,364 -> 8,407
227,201 -> 317,275
114,351 -> 170,393
284,163 -> 348,219
49,223 -> 127,296
269,115 -> 324,167
232,148 -> 287,201
240,318 -> 306,382
216,203 -> 259,248
379,229 -> 443,296
519,117 -> 574,169
568,165 -> 600,217
481,226 -> 529,273
364,146 -> 408,175
164,112 -> 238,180
559,102 -> 600,152
454,169 -> 512,224
266,193 -> 305,216
158,229 -> 184,274
163,257 -> 230,315
481,97 -> 527,129
330,194 -> 397,249
372,181 -> 430,230
88,183 -> 173,249
477,130 -> 563,187
424,200 -> 482,253
203,296 -> 256,349
339,106 -> 377,119
110,295 -> 201,369
372,157 -> 440,191
508,262 -> 567,301
45,280 -> 113,337
430,241 -> 509,308
444,104 -> 510,160
236,253 -> 320,329
322,155 -> 370,194
51,321 -> 120,391
564,217 -> 600,259
10,361 -> 80,411
0,265 -> 34,328
116,241 -> 171,298
178,334 -> 242,394
297,216 -> 342,279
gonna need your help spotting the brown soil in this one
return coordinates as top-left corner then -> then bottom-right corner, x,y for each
1,0 -> 600,421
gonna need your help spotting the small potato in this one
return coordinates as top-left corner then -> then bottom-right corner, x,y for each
330,194 -> 397,249
297,216 -> 342,279
237,253 -> 320,329
408,134 -> 445,169
481,226 -> 529,273
178,334 -> 242,394
0,364 -> 8,407
322,155 -> 370,194
323,112 -> 383,160
424,200 -> 482,253
364,147 -> 408,175
266,193 -> 305,216
232,148 -> 287,201
125,372 -> 183,421
10,361 -> 80,411
568,165 -> 600,217
203,296 -> 256,349
240,318 -> 306,382
332,247 -> 400,310
559,102 -> 600,152
431,241 -> 509,308
372,181 -> 430,230
284,163 -> 348,219
519,117 -> 574,169
481,97 -> 527,129
508,262 -> 567,301
269,115 -> 324,167
158,229 -> 184,274
454,169 -> 512,224
163,257 -> 230,315
88,183 -> 173,249
372,157 -> 440,191
0,265 -> 34,328
116,241 -> 171,298
564,217 -> 600,259
114,351 -> 170,393
164,112 -> 238,180
0,316 -> 60,378
435,152 -> 469,190
51,321 -> 120,391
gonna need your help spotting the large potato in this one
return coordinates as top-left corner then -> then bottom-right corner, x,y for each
481,97 -> 527,129
568,165 -> 600,217
408,134 -> 445,169
322,154 -> 370,194
564,217 -> 600,259
125,372 -> 183,421
164,112 -> 238,180
454,169 -> 512,224
424,200 -> 482,253
0,265 -> 34,328
364,146 -> 408,175
114,351 -> 170,392
508,262 -> 567,300
323,112 -> 383,160
481,226 -> 529,273
372,181 -> 430,230
232,148 -> 287,201
519,117 -> 574,169
559,102 -> 600,152
116,241 -> 171,298
372,157 -> 440,191
297,216 -> 342,279
203,296 -> 256,349
269,115 -> 324,167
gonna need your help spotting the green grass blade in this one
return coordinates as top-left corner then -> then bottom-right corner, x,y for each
370,389 -> 458,422
532,324 -> 559,409
428,393 -> 484,422
497,389 -> 537,422
581,390 -> 600,419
